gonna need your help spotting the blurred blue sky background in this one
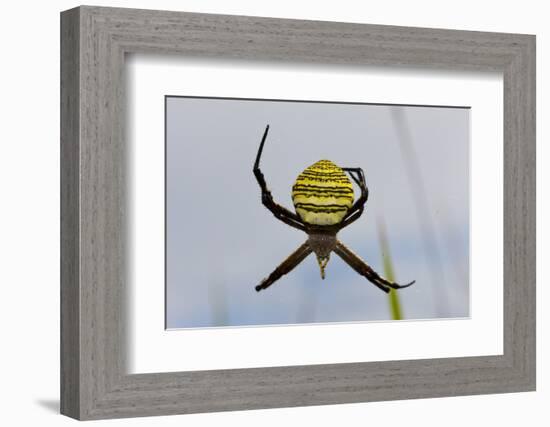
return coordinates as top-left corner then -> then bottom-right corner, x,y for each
166,97 -> 470,328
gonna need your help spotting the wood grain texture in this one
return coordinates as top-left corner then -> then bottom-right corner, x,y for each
60,5 -> 536,420
60,7 -> 80,419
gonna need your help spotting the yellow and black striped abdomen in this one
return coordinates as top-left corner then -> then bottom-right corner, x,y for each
292,160 -> 354,226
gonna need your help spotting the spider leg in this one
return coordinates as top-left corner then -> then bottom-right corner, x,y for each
343,167 -> 363,188
253,125 -> 306,232
255,241 -> 312,292
340,167 -> 369,228
334,240 -> 415,293
339,208 -> 364,229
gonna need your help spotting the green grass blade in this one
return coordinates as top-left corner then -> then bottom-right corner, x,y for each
377,218 -> 403,320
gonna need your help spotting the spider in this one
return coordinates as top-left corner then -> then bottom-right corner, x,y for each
253,124 -> 415,294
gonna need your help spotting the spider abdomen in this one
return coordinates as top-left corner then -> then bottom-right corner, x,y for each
292,160 -> 354,225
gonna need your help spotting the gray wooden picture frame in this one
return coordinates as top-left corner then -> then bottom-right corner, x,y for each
60,5 -> 536,421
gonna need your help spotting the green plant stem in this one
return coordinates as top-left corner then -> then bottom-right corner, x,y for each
377,219 -> 403,320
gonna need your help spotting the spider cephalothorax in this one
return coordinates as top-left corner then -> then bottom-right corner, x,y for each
253,124 -> 415,294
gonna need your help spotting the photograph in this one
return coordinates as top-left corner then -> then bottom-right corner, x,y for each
165,96 -> 470,329
53,3 -> 536,421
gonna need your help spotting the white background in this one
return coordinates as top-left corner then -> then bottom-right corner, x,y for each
0,1 -> 545,426
129,59 -> 502,373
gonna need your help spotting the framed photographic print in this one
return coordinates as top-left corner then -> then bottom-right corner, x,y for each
164,96 -> 468,329
61,5 -> 535,420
